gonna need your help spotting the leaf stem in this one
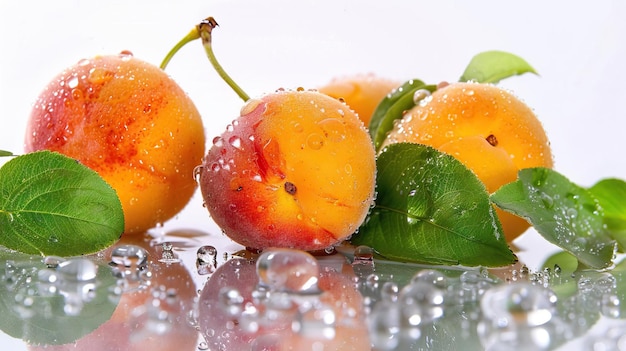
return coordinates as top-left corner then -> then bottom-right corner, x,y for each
198,18 -> 250,102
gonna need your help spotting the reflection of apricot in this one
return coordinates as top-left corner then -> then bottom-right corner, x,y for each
24,53 -> 206,234
29,237 -> 198,351
383,82 -> 553,241
198,255 -> 369,350
318,74 -> 400,127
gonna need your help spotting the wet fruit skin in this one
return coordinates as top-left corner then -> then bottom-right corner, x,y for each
200,89 -> 376,251
318,74 -> 401,127
382,82 -> 553,242
24,53 -> 206,234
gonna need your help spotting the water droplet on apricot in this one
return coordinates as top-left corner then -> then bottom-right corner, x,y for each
119,50 -> 134,60
228,136 -> 242,149
240,98 -> 263,116
71,89 -> 83,100
318,118 -> 346,143
77,58 -> 90,66
306,133 -> 324,150
88,68 -> 113,84
193,165 -> 204,183
67,76 -> 79,89
413,89 -> 431,104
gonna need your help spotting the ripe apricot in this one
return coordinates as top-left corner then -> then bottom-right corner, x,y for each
199,89 -> 376,251
382,82 -> 553,241
24,53 -> 206,234
318,74 -> 401,127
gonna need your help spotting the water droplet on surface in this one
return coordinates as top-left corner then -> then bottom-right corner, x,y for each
159,242 -> 180,263
293,302 -> 337,339
44,256 -> 66,268
57,258 -> 97,282
256,249 -> 320,294
110,245 -> 148,268
353,245 -> 374,264
219,287 -> 245,316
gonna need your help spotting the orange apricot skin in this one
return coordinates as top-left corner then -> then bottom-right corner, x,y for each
200,89 -> 376,251
318,74 -> 400,127
383,82 -> 553,241
24,54 -> 206,234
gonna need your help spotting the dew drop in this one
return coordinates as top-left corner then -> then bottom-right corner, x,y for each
67,76 -> 79,89
306,133 -> 324,150
193,165 -> 204,184
413,89 -> 431,104
228,136 -> 242,149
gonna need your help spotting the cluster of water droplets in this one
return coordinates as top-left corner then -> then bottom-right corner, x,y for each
349,245 -> 626,350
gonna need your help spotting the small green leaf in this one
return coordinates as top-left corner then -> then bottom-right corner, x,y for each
0,150 -> 123,256
589,178 -> 626,250
0,150 -> 14,157
491,167 -> 616,269
351,143 -> 516,267
459,50 -> 538,84
368,79 -> 437,151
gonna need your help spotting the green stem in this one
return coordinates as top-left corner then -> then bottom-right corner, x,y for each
160,28 -> 200,70
198,18 -> 250,102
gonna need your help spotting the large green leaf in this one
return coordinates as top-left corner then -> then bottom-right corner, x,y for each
491,167 -> 616,269
351,143 -> 516,267
368,79 -> 437,151
459,50 -> 538,84
589,178 -> 626,250
0,151 -> 123,256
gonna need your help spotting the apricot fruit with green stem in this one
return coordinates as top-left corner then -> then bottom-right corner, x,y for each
164,18 -> 376,251
24,53 -> 206,234
382,82 -> 553,241
318,73 -> 401,127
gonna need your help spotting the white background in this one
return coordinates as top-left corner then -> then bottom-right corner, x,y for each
1,1 -> 626,349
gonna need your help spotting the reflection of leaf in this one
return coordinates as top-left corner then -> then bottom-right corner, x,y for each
459,50 -> 538,84
0,248 -> 118,345
0,150 -> 123,256
492,167 -> 616,269
352,143 -> 516,267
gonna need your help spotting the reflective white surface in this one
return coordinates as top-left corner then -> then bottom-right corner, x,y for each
1,1 -> 626,350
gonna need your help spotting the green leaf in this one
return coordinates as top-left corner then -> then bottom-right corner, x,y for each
0,248 -> 118,345
351,143 -> 516,267
0,150 -> 123,256
459,50 -> 538,84
491,167 -> 616,269
368,79 -> 437,151
589,178 -> 626,250
0,150 -> 14,157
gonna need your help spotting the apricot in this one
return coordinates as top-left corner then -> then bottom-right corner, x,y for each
24,53 -> 206,234
199,89 -> 376,251
318,73 -> 401,127
382,82 -> 553,241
